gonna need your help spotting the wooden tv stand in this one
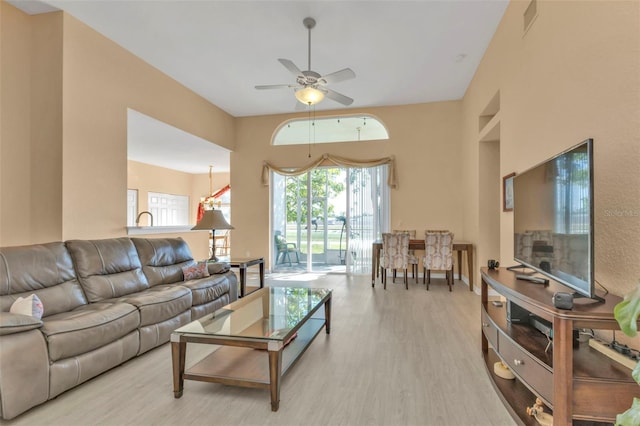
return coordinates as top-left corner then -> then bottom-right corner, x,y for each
480,267 -> 638,425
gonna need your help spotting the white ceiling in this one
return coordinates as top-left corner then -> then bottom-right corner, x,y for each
127,109 -> 230,173
9,0 -> 509,173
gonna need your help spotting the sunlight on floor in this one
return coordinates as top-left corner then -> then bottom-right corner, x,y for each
267,272 -> 327,282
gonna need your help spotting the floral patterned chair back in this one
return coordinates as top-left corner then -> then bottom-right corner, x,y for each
422,231 -> 455,291
379,233 -> 410,289
392,230 -> 419,283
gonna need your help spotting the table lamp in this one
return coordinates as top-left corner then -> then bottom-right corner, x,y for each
191,209 -> 234,261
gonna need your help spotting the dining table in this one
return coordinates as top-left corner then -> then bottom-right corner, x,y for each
371,239 -> 474,291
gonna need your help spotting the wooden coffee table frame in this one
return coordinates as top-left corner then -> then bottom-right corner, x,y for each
170,289 -> 331,411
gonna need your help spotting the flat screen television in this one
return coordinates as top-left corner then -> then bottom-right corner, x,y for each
512,139 -> 596,299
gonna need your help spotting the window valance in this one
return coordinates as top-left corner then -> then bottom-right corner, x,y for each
262,153 -> 396,188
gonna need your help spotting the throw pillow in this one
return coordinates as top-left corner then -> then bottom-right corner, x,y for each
182,262 -> 210,281
9,294 -> 44,319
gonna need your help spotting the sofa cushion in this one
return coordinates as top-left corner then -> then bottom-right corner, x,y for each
132,238 -> 196,286
41,302 -> 140,362
0,242 -> 87,316
138,310 -> 191,354
190,296 -> 231,320
115,285 -> 192,326
181,274 -> 231,307
66,238 -> 149,302
49,331 -> 139,399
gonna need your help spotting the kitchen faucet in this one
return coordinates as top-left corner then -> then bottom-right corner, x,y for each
135,211 -> 153,227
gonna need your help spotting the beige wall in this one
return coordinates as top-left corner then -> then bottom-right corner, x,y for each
1,4 -> 235,250
1,7 -> 64,245
1,3 -> 36,244
60,13 -> 235,241
128,160 -> 193,222
1,7 -> 63,244
462,0 -> 640,295
2,1 -> 638,298
31,13 -> 63,243
232,102 -> 464,266
478,140 -> 500,263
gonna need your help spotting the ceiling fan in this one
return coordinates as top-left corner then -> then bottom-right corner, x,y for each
255,17 -> 356,107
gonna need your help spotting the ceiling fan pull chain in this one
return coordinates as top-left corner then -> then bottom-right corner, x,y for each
308,106 -> 312,158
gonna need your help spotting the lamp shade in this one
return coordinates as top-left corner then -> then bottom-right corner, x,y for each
295,86 -> 325,105
191,209 -> 234,231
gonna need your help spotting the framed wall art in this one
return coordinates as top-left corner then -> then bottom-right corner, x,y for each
503,172 -> 515,212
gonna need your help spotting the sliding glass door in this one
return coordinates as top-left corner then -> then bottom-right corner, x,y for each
271,165 -> 389,274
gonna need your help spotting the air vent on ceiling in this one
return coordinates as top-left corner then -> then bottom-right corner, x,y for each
523,0 -> 538,35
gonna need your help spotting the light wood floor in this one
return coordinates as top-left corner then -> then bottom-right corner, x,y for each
2,273 -> 516,426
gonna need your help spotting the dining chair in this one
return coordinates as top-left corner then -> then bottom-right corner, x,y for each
422,231 -> 454,291
379,233 -> 410,290
393,229 -> 419,283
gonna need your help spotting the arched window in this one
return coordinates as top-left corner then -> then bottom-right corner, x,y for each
272,114 -> 389,145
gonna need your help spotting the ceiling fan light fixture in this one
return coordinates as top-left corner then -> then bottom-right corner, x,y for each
256,17 -> 355,107
295,86 -> 325,105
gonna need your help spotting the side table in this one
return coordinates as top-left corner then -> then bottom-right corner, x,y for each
229,257 -> 265,298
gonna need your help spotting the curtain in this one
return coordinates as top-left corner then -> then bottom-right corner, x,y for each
347,166 -> 389,274
262,153 -> 397,189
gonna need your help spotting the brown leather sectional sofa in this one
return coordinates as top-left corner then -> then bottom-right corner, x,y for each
0,237 -> 238,419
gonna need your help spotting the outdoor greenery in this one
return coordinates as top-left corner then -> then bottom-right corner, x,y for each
285,170 -> 344,225
613,279 -> 640,426
277,166 -> 376,265
285,226 -> 345,253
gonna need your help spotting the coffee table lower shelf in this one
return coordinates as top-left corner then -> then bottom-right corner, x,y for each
173,317 -> 327,410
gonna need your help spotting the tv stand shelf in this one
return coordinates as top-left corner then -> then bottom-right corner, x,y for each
480,267 -> 637,426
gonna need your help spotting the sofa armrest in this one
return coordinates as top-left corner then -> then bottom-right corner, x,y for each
225,270 -> 238,302
0,312 -> 43,336
0,328 -> 49,419
207,262 -> 230,275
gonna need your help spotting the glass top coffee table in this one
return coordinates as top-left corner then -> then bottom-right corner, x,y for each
170,286 -> 332,411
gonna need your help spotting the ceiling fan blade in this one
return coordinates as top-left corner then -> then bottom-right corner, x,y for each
319,68 -> 356,85
324,88 -> 354,106
255,84 -> 297,90
278,58 -> 303,77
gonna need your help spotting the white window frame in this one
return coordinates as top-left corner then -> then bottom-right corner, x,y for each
148,192 -> 189,226
272,114 -> 389,146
